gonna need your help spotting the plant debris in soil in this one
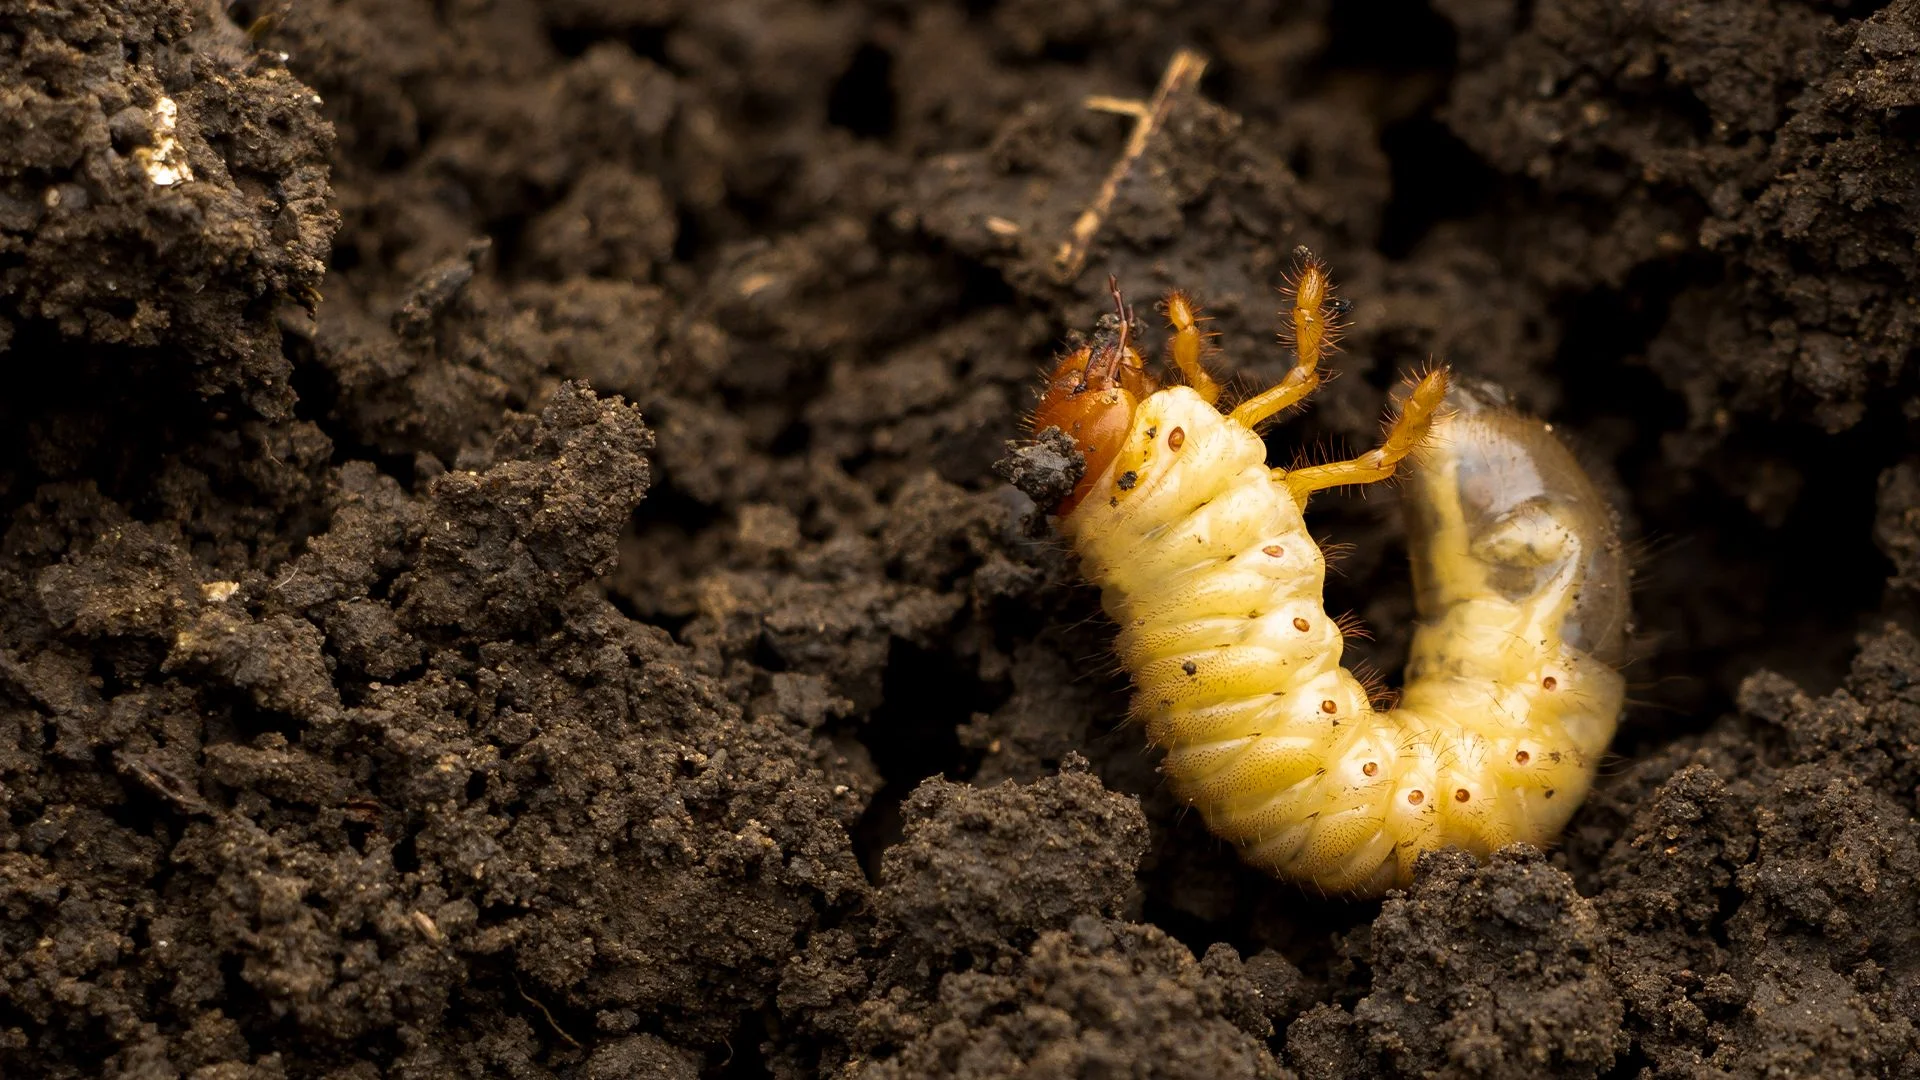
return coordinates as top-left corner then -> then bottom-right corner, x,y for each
4,0 -> 1920,1077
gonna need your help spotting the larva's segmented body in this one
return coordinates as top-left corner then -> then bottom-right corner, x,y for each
1031,256 -> 1628,897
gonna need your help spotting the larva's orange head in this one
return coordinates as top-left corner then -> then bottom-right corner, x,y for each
1030,326 -> 1154,516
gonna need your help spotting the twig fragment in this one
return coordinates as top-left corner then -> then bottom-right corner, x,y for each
1052,49 -> 1209,284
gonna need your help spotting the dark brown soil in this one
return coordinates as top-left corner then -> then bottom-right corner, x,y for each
4,1 -> 1919,1077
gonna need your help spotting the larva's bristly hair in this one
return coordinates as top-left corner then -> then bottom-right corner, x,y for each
1317,537 -> 1356,575
1621,680 -> 1693,714
1348,659 -> 1398,712
1332,610 -> 1372,642
1285,432 -> 1351,474
1622,531 -> 1679,569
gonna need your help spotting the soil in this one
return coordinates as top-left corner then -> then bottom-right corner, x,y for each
4,0 -> 1919,1077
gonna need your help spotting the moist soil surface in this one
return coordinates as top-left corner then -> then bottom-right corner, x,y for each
5,1 -> 1920,1077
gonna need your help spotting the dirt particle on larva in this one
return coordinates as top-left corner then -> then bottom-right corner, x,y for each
1407,790 -> 1425,806
1117,470 -> 1138,490
1293,617 -> 1311,632
1181,660 -> 1198,676
1168,426 -> 1185,449
1545,789 -> 1557,799
1145,425 -> 1157,438
1319,699 -> 1337,714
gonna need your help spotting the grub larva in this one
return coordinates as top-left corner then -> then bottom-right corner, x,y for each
1030,252 -> 1628,896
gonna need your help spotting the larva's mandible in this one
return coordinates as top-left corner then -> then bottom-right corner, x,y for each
1031,253 -> 1628,897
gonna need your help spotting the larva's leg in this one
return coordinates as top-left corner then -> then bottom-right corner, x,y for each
1283,368 -> 1451,500
1163,292 -> 1223,405
1230,248 -> 1341,428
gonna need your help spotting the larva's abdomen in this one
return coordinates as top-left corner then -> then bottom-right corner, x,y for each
1058,383 -> 1628,897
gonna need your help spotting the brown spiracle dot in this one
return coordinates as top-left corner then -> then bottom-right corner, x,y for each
1362,761 -> 1378,777
1293,617 -> 1311,632
1319,699 -> 1337,714
1168,426 -> 1186,450
1542,675 -> 1558,690
1262,544 -> 1283,557
1454,788 -> 1471,803
1407,790 -> 1425,806
1514,750 -> 1531,765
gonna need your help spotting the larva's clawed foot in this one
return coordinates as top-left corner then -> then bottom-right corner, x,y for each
1282,367 -> 1452,501
1230,247 -> 1343,430
1387,366 -> 1452,455
1163,292 -> 1223,405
